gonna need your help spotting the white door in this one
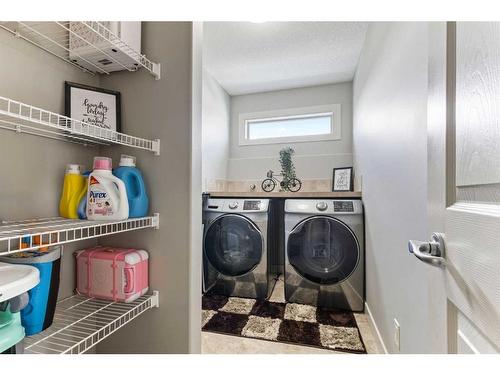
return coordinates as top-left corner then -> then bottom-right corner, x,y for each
422,21 -> 500,354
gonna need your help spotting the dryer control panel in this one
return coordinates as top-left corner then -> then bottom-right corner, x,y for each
285,199 -> 363,215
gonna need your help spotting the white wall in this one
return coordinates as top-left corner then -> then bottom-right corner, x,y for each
353,22 -> 446,353
228,82 -> 353,181
202,69 -> 230,190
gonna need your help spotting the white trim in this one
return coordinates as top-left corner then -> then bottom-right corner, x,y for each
238,104 -> 341,146
365,302 -> 389,354
457,329 -> 480,354
228,152 -> 353,162
449,201 -> 500,217
189,21 -> 203,354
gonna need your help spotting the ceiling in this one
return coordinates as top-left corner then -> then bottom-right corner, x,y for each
203,22 -> 368,96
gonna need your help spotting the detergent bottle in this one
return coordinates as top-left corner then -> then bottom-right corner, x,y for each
86,157 -> 129,221
113,155 -> 149,218
77,171 -> 91,219
59,164 -> 87,219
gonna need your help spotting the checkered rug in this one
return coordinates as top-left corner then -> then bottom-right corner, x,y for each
202,294 -> 366,353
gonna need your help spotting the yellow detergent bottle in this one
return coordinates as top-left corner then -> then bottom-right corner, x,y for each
59,164 -> 87,219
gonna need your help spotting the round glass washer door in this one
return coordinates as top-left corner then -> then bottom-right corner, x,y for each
287,216 -> 359,285
204,214 -> 263,277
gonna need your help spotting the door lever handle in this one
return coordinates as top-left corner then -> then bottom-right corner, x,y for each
408,232 -> 446,268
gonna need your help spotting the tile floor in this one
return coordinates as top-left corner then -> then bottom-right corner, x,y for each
201,277 -> 381,354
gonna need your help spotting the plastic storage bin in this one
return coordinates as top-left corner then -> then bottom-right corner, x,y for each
0,262 -> 39,354
75,247 -> 149,303
0,247 -> 61,336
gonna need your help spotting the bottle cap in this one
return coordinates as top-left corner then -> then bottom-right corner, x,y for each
119,154 -> 136,167
93,157 -> 112,171
66,164 -> 81,174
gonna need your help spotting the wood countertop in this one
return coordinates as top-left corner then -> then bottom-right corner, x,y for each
207,191 -> 362,198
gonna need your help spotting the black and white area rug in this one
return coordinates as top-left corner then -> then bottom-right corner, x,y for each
202,294 -> 366,353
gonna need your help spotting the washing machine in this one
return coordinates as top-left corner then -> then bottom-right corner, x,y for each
203,198 -> 277,300
284,199 -> 364,311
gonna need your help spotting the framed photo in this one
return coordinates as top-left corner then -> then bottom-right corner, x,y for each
332,167 -> 354,192
65,81 -> 121,132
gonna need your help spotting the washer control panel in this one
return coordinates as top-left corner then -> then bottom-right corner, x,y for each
204,198 -> 269,213
243,200 -> 261,210
333,201 -> 354,212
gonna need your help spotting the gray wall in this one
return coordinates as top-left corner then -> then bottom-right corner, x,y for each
0,29 -> 99,300
353,22 -> 445,353
202,69 -> 230,190
228,82 -> 353,181
97,22 -> 196,354
0,22 -> 198,354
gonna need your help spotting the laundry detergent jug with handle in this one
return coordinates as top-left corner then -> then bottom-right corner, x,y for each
113,155 -> 149,218
77,171 -> 91,219
86,157 -> 129,221
59,164 -> 87,219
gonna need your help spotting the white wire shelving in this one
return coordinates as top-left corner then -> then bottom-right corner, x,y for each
0,21 -> 161,80
0,214 -> 160,257
0,96 -> 160,154
23,292 -> 160,354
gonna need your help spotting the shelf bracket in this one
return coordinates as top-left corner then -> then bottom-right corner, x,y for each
152,138 -> 160,156
151,290 -> 160,308
152,62 -> 161,80
152,213 -> 160,229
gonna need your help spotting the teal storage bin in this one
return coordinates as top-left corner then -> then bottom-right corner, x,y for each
0,307 -> 25,353
0,261 -> 39,354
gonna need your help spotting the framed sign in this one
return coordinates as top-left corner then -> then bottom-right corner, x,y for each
65,81 -> 121,133
332,167 -> 354,192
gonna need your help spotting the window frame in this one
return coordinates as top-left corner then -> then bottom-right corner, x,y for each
238,104 -> 341,146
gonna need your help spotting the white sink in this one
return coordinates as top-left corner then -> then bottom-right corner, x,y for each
0,262 -> 39,303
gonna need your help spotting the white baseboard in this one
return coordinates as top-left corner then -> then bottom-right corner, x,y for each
365,302 -> 388,354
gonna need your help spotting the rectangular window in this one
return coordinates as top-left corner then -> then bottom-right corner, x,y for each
239,104 -> 341,145
247,113 -> 332,140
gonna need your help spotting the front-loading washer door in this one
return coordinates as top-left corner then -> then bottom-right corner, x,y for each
204,214 -> 263,277
287,216 -> 360,285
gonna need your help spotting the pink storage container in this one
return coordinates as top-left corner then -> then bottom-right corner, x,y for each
75,246 -> 149,303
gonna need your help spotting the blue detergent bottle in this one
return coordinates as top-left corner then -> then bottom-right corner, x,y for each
113,155 -> 149,218
77,171 -> 91,219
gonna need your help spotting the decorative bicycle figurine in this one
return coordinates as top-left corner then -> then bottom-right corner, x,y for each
261,170 -> 302,192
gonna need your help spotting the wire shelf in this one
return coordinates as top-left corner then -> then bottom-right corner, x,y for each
0,96 -> 160,154
0,214 -> 160,256
0,21 -> 161,79
23,292 -> 159,354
